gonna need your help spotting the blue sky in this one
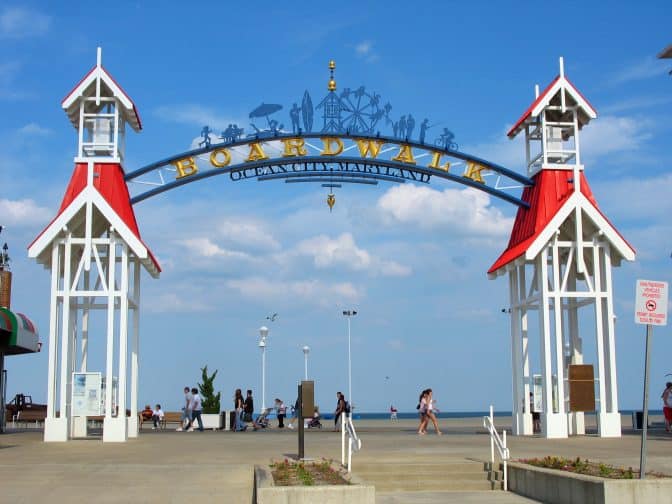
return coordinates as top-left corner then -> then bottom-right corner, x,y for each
1,1 -> 671,414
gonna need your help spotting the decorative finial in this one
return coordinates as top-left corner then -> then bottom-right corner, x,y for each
328,59 -> 336,92
327,193 -> 335,211
0,241 -> 10,271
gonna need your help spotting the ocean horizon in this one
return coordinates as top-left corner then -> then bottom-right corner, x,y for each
301,409 -> 662,420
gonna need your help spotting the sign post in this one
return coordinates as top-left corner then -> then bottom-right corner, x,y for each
635,279 -> 668,479
297,383 -> 304,460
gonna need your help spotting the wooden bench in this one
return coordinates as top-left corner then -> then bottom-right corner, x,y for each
139,411 -> 184,430
13,409 -> 47,427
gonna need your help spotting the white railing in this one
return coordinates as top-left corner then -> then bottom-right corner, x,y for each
341,413 -> 361,473
482,405 -> 510,491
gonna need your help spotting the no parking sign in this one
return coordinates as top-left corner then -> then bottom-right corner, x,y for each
635,279 -> 668,478
635,279 -> 668,326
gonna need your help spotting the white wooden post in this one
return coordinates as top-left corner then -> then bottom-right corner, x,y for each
44,242 -> 62,441
520,265 -> 532,434
129,259 -> 140,437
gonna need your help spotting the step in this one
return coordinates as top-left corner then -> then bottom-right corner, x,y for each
367,478 -> 497,492
355,461 -> 487,473
356,470 -> 489,481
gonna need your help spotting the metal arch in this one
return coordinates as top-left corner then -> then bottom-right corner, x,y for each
128,153 -> 531,208
125,131 -> 533,187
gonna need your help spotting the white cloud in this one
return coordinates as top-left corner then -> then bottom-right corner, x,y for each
462,112 -> 653,173
387,339 -> 403,350
17,123 -> 51,136
461,128 -> 525,170
217,219 -> 280,251
594,173 -> 672,222
353,40 -> 379,62
154,104 -> 244,132
226,276 -> 362,306
296,233 -> 369,269
610,57 -> 668,84
355,41 -> 372,56
179,237 -> 251,260
376,184 -> 513,237
581,115 -> 652,161
144,292 -> 215,313
0,7 -> 50,38
0,198 -> 51,226
291,232 -> 411,276
601,95 -> 672,114
0,61 -> 30,100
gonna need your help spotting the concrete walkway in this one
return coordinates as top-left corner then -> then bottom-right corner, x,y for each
1,414 -> 669,503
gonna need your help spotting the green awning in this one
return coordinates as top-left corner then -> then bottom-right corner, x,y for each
0,307 -> 40,355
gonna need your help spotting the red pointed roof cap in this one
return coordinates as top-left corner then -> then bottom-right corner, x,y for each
61,61 -> 142,131
507,76 -> 560,138
508,75 -> 597,139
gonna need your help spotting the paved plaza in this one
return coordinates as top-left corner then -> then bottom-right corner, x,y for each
1,414 -> 669,503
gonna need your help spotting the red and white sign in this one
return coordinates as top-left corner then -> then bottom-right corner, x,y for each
635,279 -> 668,326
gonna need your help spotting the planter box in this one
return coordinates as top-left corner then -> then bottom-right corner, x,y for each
200,413 -> 221,430
254,465 -> 375,504
508,462 -> 672,504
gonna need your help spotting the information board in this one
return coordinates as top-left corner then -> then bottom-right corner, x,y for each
72,372 -> 102,416
635,279 -> 668,326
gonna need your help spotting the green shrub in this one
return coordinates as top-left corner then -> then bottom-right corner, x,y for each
198,365 -> 221,414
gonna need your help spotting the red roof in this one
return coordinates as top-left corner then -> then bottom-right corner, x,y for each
61,65 -> 142,130
30,163 -> 160,272
487,170 -> 596,274
507,76 -> 559,138
507,76 -> 597,138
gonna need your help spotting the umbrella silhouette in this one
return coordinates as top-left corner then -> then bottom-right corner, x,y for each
249,103 -> 283,129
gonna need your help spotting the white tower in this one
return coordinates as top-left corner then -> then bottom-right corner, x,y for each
29,48 -> 159,442
489,58 -> 635,439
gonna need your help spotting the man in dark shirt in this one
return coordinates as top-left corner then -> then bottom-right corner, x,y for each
244,390 -> 254,424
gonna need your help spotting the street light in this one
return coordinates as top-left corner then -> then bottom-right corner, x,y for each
259,326 -> 269,411
342,310 -> 357,410
302,345 -> 310,380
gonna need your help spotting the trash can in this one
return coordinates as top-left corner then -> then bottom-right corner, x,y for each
632,411 -> 647,430
220,410 -> 235,431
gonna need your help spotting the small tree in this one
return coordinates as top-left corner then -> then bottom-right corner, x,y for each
198,365 -> 221,414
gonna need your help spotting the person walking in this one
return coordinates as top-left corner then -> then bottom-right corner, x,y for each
333,392 -> 346,431
417,389 -> 429,435
188,388 -> 204,432
234,389 -> 246,432
287,397 -> 299,430
662,382 -> 672,432
177,386 -> 192,432
425,389 -> 442,435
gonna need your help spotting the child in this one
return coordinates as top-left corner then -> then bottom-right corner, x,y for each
152,404 -> 164,430
308,406 -> 321,428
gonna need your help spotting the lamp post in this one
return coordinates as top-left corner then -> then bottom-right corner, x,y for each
302,345 -> 310,380
342,310 -> 357,410
259,326 -> 269,411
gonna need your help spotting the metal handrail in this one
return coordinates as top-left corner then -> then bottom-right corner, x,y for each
482,405 -> 510,491
341,413 -> 361,473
